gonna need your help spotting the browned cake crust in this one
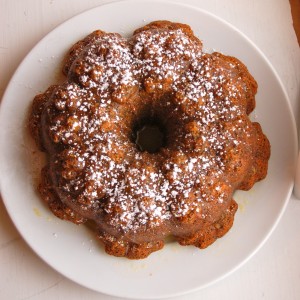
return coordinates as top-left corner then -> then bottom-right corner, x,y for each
28,20 -> 270,259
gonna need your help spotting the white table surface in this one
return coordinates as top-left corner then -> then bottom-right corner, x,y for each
1,0 -> 300,299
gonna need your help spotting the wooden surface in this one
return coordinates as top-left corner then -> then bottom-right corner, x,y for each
1,1 -> 300,299
290,0 -> 300,45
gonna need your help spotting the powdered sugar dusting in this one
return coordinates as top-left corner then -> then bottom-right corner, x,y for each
43,26 -> 256,234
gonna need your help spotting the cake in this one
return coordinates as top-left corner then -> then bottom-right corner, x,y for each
28,21 -> 270,259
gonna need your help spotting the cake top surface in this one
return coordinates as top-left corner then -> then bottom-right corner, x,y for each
33,22 -> 261,235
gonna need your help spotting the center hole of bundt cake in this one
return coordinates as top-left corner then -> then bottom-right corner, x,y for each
134,119 -> 165,153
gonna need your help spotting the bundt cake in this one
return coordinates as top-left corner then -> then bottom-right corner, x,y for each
28,21 -> 270,259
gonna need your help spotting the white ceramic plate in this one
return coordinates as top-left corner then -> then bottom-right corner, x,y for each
0,1 -> 297,299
